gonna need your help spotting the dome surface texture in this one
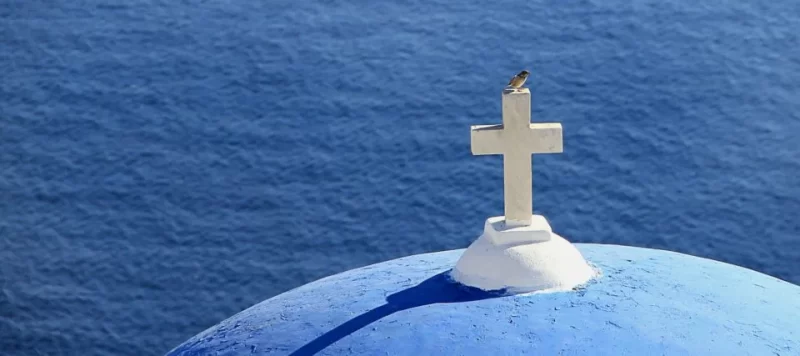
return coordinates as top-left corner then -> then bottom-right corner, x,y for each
169,244 -> 800,356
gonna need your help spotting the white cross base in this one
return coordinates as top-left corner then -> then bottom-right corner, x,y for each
471,88 -> 562,228
484,215 -> 552,246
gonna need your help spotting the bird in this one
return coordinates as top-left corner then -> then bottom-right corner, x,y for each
507,70 -> 530,90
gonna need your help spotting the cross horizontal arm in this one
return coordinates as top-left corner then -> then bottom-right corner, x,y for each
470,125 -> 504,155
471,123 -> 564,155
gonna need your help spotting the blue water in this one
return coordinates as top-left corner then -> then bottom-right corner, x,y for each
1,0 -> 798,355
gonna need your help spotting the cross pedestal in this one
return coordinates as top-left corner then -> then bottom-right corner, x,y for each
471,88 -> 563,242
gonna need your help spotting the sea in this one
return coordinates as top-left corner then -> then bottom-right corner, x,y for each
1,0 -> 798,355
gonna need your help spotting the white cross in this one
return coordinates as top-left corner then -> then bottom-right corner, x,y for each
471,88 -> 563,227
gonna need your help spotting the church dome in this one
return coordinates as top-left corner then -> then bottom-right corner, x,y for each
168,244 -> 800,355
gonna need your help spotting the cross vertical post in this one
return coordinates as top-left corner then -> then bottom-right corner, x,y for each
501,90 -> 534,226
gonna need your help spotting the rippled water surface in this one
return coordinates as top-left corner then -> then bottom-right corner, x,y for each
2,0 -> 799,354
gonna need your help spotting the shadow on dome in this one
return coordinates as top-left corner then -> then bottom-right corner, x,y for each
289,270 -> 505,356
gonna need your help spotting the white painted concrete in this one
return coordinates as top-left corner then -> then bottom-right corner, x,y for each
482,215 -> 552,245
471,88 -> 562,227
455,89 -> 592,293
451,215 -> 595,293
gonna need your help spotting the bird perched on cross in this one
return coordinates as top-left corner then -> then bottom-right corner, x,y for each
507,70 -> 530,91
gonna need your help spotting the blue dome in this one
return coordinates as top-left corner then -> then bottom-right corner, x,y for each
168,245 -> 800,355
